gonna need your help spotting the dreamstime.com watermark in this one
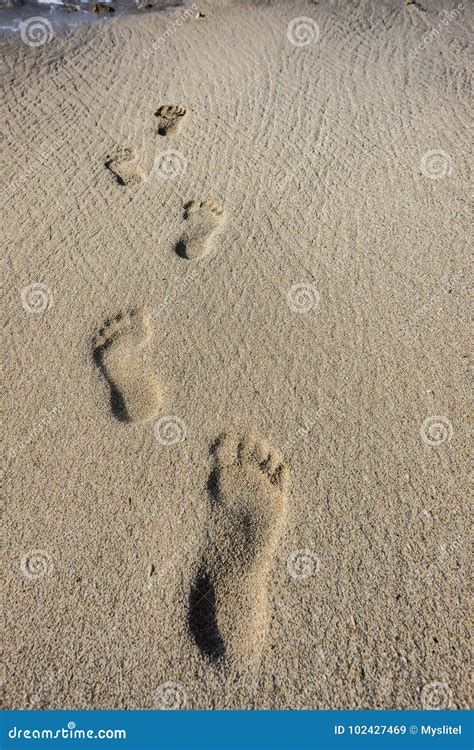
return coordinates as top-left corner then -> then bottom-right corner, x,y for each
8,722 -> 126,741
408,3 -> 464,60
7,137 -> 62,204
410,534 -> 463,592
2,402 -> 64,479
282,394 -> 340,454
27,669 -> 65,708
142,3 -> 199,60
408,268 -> 464,323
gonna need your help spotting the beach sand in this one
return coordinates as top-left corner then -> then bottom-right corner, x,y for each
2,0 -> 471,710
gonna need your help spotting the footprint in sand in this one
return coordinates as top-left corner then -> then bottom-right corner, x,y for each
155,105 -> 187,136
175,199 -> 224,260
189,433 -> 289,669
105,147 -> 144,187
93,308 -> 161,423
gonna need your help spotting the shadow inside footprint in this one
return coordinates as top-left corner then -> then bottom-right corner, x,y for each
206,467 -> 221,508
92,348 -> 130,422
104,160 -> 126,186
174,239 -> 188,259
188,569 -> 225,662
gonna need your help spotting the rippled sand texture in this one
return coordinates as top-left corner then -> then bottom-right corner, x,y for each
2,0 -> 471,710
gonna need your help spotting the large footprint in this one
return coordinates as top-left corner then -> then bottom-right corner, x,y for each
175,199 -> 224,260
105,147 -> 144,187
93,308 -> 161,423
189,433 -> 289,669
155,105 -> 187,136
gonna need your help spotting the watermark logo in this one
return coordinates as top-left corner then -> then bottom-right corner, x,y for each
287,17 -> 320,47
154,149 -> 187,180
20,17 -> 54,47
20,283 -> 53,313
286,282 -> 320,313
154,416 -> 187,445
20,550 -> 53,580
287,549 -> 320,580
421,681 -> 453,709
420,416 -> 453,447
154,682 -> 189,709
420,150 -> 452,179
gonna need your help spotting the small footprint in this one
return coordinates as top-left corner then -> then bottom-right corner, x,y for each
105,147 -> 144,187
93,308 -> 161,423
188,433 -> 289,669
175,199 -> 224,260
155,105 -> 187,136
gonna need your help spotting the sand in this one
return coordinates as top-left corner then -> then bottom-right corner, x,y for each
2,0 -> 471,710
